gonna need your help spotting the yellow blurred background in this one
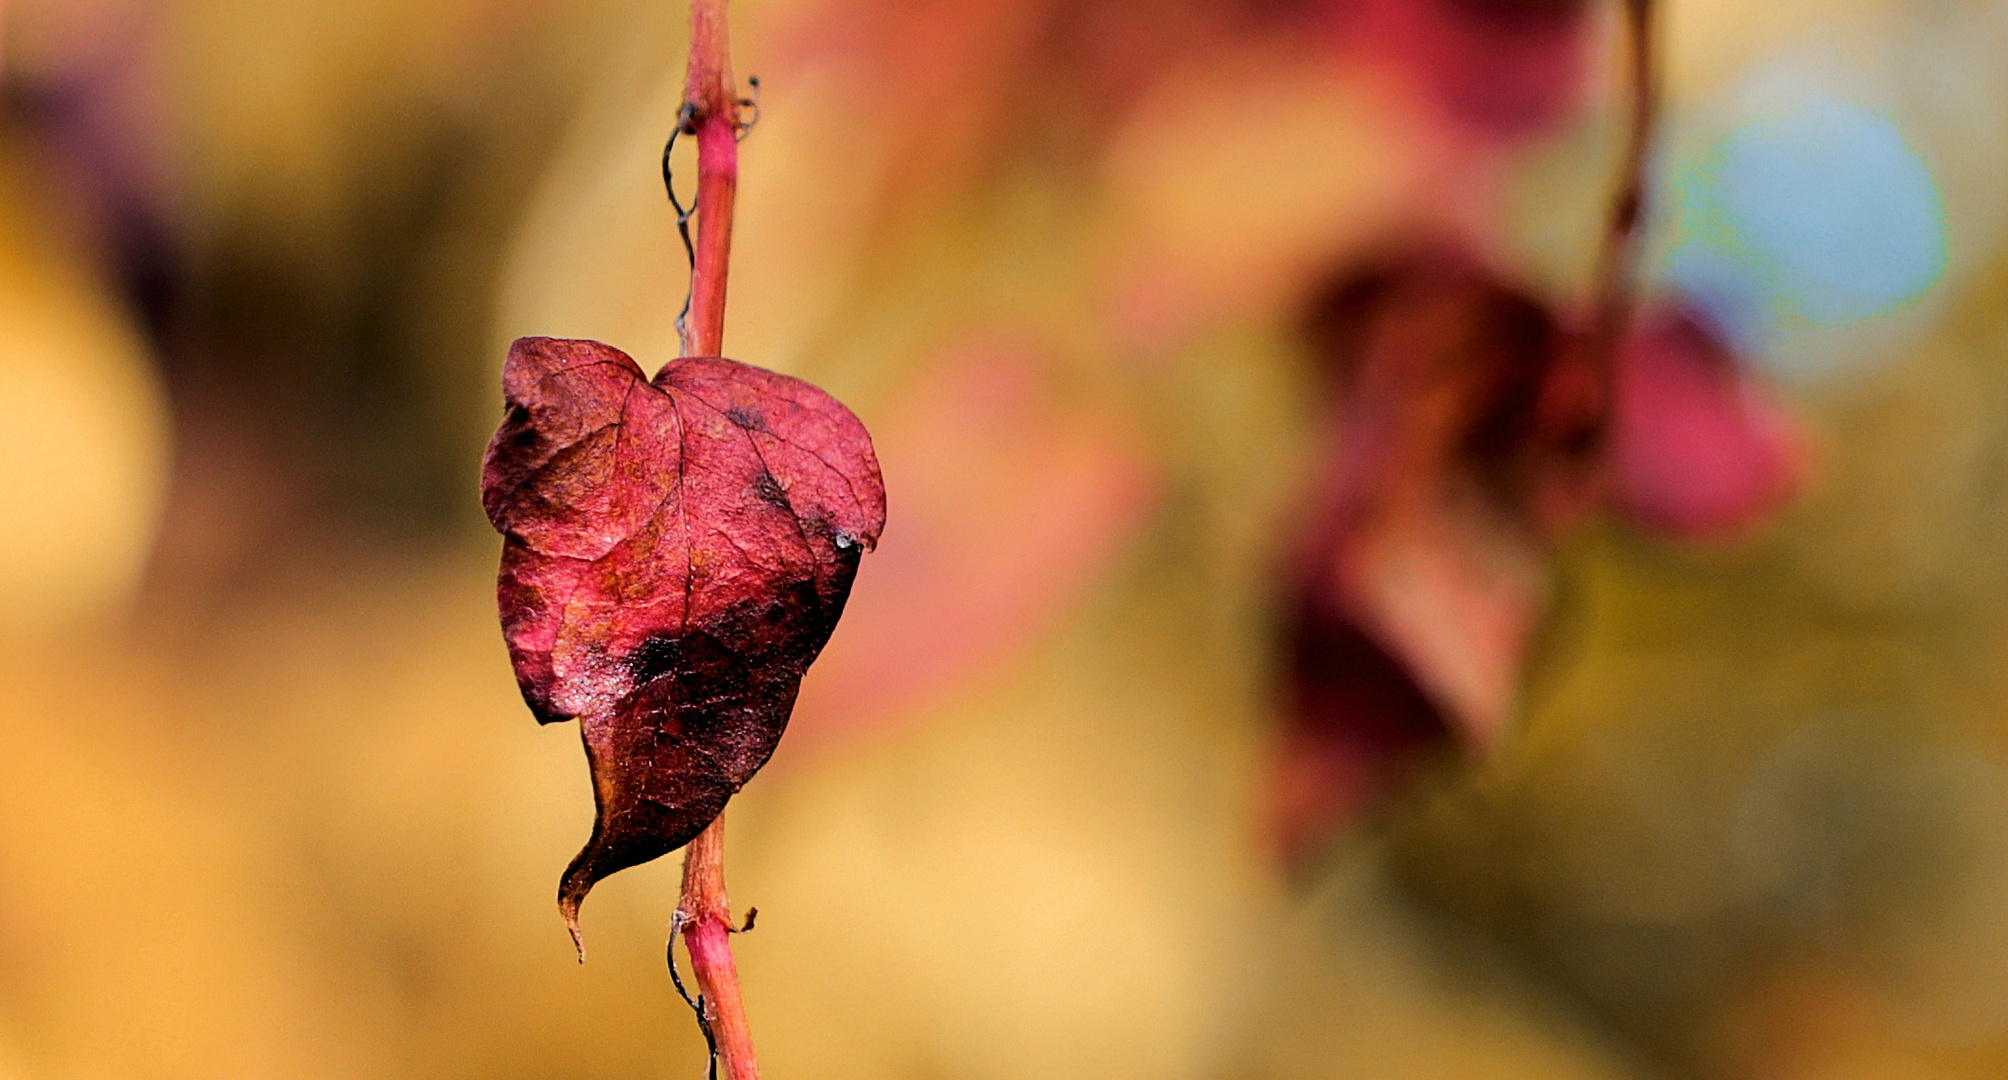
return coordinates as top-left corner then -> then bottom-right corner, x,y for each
3,1 -> 2007,1078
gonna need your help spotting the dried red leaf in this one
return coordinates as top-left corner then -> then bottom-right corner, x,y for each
481,336 -> 884,935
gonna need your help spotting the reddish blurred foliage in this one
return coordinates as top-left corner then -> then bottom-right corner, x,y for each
791,336 -> 1157,749
1301,0 -> 1595,138
481,337 -> 885,935
777,0 -> 1594,245
1273,252 -> 1804,861
1609,309 -> 1806,539
1277,254 -> 1571,859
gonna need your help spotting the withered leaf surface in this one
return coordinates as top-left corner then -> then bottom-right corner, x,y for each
482,337 -> 885,935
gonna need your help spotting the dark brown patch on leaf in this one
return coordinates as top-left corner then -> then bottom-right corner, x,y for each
481,336 -> 885,942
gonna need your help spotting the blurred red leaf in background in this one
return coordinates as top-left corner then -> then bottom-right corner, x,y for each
1274,251 -> 1806,860
1609,309 -> 1806,540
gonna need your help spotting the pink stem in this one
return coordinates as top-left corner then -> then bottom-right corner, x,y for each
678,819 -> 759,1080
675,5 -> 758,1080
683,0 -> 739,360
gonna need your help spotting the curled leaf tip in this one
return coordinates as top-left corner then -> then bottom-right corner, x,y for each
560,891 -> 587,964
